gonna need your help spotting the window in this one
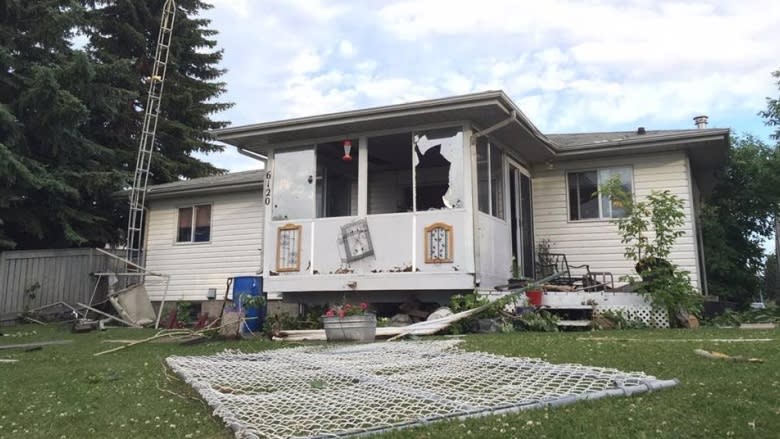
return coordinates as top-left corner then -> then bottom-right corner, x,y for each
316,140 -> 358,218
414,128 -> 464,210
568,166 -> 632,220
177,204 -> 211,242
272,148 -> 316,220
424,222 -> 453,263
367,132 -> 413,214
476,138 -> 505,219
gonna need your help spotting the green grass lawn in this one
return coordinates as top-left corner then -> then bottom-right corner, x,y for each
1,325 -> 778,438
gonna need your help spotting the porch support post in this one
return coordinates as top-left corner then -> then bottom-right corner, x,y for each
468,127 -> 481,286
358,136 -> 368,217
262,151 -> 275,278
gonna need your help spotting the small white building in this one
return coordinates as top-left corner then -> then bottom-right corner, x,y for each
142,91 -> 728,309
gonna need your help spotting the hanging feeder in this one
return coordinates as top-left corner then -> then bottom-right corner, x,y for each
342,140 -> 353,162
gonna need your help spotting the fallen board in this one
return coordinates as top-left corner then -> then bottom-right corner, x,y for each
167,340 -> 678,439
0,340 -> 73,350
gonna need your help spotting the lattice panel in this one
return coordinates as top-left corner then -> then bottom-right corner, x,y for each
167,340 -> 677,439
596,305 -> 670,328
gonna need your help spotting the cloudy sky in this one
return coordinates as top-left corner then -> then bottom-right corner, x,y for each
195,0 -> 780,172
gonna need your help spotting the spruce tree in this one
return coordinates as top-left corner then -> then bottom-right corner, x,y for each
83,0 -> 231,183
0,0 -> 232,250
1,0 -> 121,249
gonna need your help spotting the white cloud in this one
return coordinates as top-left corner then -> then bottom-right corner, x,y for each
338,40 -> 356,58
196,0 -> 780,171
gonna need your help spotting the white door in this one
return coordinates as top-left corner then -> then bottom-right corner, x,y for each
508,161 -> 534,278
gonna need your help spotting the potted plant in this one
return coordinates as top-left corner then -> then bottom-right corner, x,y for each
322,302 -> 376,342
238,293 -> 266,333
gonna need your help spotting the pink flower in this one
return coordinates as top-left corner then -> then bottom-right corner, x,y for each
338,309 -> 346,318
359,302 -> 368,310
325,309 -> 335,317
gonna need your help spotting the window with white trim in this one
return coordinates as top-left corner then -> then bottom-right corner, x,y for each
567,167 -> 632,220
177,204 -> 211,242
476,138 -> 505,219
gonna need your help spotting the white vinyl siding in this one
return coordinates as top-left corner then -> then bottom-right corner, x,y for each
144,190 -> 264,301
532,151 -> 700,290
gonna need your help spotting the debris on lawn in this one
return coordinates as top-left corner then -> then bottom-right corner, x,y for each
0,358 -> 19,363
166,340 -> 679,439
1,330 -> 38,337
108,283 -> 157,326
706,306 -> 779,328
0,340 -> 73,351
739,323 -> 777,330
578,337 -> 773,343
694,349 -> 764,363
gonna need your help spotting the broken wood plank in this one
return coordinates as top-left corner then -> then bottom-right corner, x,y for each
694,349 -> 764,363
0,340 -> 73,350
21,316 -> 47,325
0,359 -> 19,363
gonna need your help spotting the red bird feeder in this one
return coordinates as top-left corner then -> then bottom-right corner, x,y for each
342,140 -> 353,162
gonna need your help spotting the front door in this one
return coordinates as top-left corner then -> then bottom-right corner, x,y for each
508,162 -> 534,278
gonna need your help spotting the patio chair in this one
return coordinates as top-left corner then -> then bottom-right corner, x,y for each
535,253 -> 614,290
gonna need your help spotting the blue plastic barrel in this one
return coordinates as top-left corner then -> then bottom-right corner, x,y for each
232,276 -> 265,333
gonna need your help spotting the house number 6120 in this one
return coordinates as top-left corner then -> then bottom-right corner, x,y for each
264,172 -> 272,206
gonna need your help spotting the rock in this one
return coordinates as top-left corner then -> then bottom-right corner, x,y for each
389,313 -> 412,327
427,307 -> 453,321
475,318 -> 501,333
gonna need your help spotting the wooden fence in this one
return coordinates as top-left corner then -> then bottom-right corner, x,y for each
0,248 -> 131,323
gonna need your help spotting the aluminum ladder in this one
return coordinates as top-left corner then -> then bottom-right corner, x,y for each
126,0 -> 177,270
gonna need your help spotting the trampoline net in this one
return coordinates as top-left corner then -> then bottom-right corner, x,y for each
166,340 -> 677,439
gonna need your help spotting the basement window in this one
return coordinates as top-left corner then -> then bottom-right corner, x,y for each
177,204 -> 211,242
568,166 -> 633,220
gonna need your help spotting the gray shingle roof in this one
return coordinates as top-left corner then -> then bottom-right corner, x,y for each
547,128 -> 726,149
147,169 -> 263,198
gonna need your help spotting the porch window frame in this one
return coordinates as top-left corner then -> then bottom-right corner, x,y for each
174,203 -> 212,244
566,166 -> 634,221
476,137 -> 505,220
269,121 -> 470,222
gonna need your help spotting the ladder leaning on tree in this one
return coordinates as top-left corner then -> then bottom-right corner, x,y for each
126,0 -> 177,272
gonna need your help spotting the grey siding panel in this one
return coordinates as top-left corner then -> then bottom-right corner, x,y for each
0,248 -> 120,322
532,151 -> 700,288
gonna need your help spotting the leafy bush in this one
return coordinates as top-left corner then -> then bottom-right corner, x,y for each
513,309 -> 559,332
704,306 -> 779,326
601,177 -> 701,324
239,293 -> 266,309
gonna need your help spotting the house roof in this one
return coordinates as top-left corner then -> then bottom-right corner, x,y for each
213,90 -> 559,164
547,129 -> 727,149
146,169 -> 263,199
156,91 -> 729,199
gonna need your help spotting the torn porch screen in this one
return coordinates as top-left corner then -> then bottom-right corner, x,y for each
167,340 -> 679,439
272,148 -> 316,221
413,127 -> 464,210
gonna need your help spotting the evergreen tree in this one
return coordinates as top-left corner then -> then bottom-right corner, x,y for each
1,0 -> 121,249
0,0 -> 232,250
83,0 -> 231,183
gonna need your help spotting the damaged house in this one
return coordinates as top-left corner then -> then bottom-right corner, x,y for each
140,91 -> 729,313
